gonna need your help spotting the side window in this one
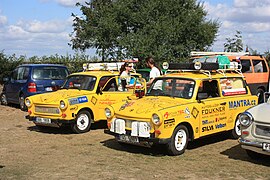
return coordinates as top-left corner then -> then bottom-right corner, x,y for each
252,60 -> 267,73
197,80 -> 219,99
23,67 -> 30,80
240,59 -> 252,73
11,69 -> 18,81
99,76 -> 118,92
17,67 -> 25,80
220,78 -> 247,96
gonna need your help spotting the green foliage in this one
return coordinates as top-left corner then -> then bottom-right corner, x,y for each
70,0 -> 219,63
224,30 -> 243,52
0,51 -> 99,84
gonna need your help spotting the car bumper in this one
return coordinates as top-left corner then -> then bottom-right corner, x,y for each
26,115 -> 75,127
238,137 -> 270,156
104,129 -> 170,145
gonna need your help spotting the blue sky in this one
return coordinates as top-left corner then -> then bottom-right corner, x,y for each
0,0 -> 270,57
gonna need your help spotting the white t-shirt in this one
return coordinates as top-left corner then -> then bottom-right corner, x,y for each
150,67 -> 162,90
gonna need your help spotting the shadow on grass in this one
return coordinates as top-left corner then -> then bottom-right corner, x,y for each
221,144 -> 270,166
27,120 -> 108,134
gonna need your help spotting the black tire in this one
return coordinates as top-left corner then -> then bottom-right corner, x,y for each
19,95 -> 27,111
256,88 -> 264,104
166,125 -> 189,156
230,116 -> 241,139
0,92 -> 8,106
246,150 -> 263,159
71,110 -> 92,134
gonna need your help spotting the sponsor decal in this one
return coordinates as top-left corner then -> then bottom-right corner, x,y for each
164,110 -> 184,119
164,119 -> 175,129
215,123 -> 226,129
69,96 -> 88,105
185,107 -> 191,118
202,125 -> 214,132
191,107 -> 199,119
229,99 -> 256,109
91,96 -> 97,105
202,106 -> 225,115
216,116 -> 226,122
202,120 -> 214,125
119,101 -> 135,111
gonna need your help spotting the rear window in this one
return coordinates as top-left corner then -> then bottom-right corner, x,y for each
220,77 -> 247,96
32,66 -> 68,80
252,59 -> 267,73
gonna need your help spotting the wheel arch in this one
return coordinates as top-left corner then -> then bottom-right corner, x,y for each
175,122 -> 194,141
76,107 -> 94,123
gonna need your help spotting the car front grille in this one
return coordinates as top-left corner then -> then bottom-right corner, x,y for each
255,124 -> 270,138
35,106 -> 60,114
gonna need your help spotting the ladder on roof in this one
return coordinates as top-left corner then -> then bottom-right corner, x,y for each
190,51 -> 250,57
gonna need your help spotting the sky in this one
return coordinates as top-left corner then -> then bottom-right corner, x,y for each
0,0 -> 270,58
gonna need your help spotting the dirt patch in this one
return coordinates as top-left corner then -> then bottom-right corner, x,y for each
0,104 -> 269,179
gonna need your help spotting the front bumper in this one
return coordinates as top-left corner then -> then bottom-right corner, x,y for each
26,115 -> 75,127
104,129 -> 170,145
238,137 -> 270,156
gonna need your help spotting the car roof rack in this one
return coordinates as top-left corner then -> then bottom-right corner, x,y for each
165,62 -> 243,79
190,51 -> 250,57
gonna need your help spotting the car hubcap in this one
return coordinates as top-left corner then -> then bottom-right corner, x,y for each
1,94 -> 7,105
19,96 -> 25,109
77,114 -> 89,131
174,129 -> 187,151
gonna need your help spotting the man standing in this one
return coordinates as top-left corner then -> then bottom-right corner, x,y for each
146,57 -> 163,95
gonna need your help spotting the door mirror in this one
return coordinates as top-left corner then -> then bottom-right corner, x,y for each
197,92 -> 208,102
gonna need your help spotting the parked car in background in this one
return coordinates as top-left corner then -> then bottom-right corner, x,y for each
238,92 -> 270,159
0,64 -> 69,110
191,52 -> 270,103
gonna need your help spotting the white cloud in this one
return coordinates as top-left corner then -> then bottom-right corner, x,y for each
0,15 -> 7,27
56,0 -> 86,7
23,20 -> 68,33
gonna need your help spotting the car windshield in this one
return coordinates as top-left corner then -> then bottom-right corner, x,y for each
32,66 -> 68,80
62,75 -> 97,91
146,77 -> 195,99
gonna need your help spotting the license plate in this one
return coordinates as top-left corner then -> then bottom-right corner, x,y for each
45,87 -> 53,91
119,135 -> 139,143
35,117 -> 51,124
262,143 -> 270,152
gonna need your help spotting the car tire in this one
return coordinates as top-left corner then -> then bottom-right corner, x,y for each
230,117 -> 241,139
19,95 -> 27,111
166,125 -> 189,156
0,92 -> 8,106
246,150 -> 263,159
256,88 -> 264,104
71,110 -> 92,134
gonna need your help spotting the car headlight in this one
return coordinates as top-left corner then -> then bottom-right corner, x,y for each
152,113 -> 162,125
105,107 -> 114,118
239,112 -> 254,127
25,98 -> 32,107
59,100 -> 67,109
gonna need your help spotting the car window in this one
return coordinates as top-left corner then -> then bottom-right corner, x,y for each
239,59 -> 252,73
99,76 -> 118,92
252,60 -> 267,73
32,66 -> 68,80
62,75 -> 96,90
197,80 -> 220,99
147,77 -> 195,98
220,77 -> 247,96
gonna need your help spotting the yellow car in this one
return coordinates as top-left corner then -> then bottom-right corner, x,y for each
25,62 -> 146,133
104,62 -> 258,155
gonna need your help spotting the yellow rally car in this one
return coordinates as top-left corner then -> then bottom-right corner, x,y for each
25,62 -> 146,133
104,62 -> 258,155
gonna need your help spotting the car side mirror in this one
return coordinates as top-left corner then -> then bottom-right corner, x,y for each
197,92 -> 208,103
96,86 -> 103,95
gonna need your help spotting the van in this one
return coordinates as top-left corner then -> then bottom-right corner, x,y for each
0,64 -> 69,110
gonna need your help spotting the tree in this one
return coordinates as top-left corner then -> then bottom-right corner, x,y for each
224,30 -> 243,52
70,0 -> 219,62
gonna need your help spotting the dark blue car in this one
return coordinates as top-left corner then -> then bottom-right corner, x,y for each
0,64 -> 69,110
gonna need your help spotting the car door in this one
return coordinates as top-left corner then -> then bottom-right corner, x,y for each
197,80 -> 229,137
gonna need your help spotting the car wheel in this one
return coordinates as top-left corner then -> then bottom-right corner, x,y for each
230,117 -> 241,139
166,125 -> 189,156
246,150 -> 263,159
19,95 -> 27,111
0,92 -> 8,106
71,110 -> 92,134
256,88 -> 264,104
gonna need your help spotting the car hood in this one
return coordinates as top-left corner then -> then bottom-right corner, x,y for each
30,89 -> 90,104
112,96 -> 189,119
247,102 -> 270,123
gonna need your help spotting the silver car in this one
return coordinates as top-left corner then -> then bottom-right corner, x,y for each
238,93 -> 270,159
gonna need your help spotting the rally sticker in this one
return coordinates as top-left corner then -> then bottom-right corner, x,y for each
69,96 -> 88,105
